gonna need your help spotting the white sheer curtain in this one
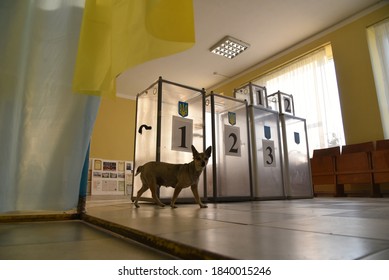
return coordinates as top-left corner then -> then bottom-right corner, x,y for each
255,45 -> 345,155
367,18 -> 389,139
0,0 -> 100,212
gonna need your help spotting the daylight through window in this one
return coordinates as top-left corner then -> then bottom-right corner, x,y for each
367,18 -> 389,139
255,45 -> 345,156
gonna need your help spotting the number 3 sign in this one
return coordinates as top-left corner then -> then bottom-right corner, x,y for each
172,115 -> 193,152
262,139 -> 276,167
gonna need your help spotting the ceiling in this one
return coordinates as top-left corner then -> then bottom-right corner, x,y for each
116,0 -> 383,99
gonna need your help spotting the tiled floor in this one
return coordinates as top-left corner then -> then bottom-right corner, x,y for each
1,197 -> 389,260
0,220 -> 176,260
85,196 -> 389,260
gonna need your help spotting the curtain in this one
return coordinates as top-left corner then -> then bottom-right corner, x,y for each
0,0 -> 100,212
0,0 -> 196,213
255,46 -> 345,155
73,0 -> 195,97
367,18 -> 389,139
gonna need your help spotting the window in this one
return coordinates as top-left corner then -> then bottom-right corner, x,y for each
367,18 -> 389,139
255,45 -> 345,155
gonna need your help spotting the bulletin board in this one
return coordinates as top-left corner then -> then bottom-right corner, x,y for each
90,158 -> 132,195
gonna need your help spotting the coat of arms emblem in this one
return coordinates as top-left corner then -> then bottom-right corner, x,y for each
228,112 -> 236,125
178,101 -> 189,117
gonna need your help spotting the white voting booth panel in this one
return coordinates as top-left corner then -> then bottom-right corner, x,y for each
267,91 -> 295,115
132,84 -> 158,202
234,82 -> 268,107
280,114 -> 313,198
132,77 -> 206,204
205,93 -> 252,200
249,105 -> 285,199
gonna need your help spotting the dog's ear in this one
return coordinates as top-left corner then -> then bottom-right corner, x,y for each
191,145 -> 199,157
205,146 -> 212,158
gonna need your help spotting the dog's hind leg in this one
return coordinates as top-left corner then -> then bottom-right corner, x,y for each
134,184 -> 149,208
191,184 -> 207,208
149,184 -> 165,207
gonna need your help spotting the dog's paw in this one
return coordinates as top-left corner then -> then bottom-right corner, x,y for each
199,204 -> 208,208
170,204 -> 178,209
134,204 -> 140,208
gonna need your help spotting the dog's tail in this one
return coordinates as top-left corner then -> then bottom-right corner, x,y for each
135,165 -> 143,176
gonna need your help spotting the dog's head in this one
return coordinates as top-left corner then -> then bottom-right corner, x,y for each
191,145 -> 212,171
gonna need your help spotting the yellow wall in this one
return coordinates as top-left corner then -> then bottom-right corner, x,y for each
210,5 -> 389,144
90,97 -> 136,161
90,5 -> 389,161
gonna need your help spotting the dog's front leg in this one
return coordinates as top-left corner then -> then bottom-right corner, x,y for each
170,186 -> 183,208
191,184 -> 207,208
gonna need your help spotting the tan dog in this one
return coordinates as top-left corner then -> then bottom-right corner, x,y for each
134,145 -> 212,208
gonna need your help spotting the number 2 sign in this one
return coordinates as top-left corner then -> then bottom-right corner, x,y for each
283,96 -> 293,114
224,125 -> 241,157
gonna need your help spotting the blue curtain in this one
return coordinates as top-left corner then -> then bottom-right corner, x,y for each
0,0 -> 100,212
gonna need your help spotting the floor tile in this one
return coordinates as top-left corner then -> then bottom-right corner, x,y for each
0,221 -> 175,260
84,197 -> 389,259
360,248 -> 389,260
3,197 -> 389,260
158,225 -> 389,259
262,215 -> 389,240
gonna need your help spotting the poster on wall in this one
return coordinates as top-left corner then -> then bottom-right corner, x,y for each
91,158 -> 127,195
125,161 -> 133,196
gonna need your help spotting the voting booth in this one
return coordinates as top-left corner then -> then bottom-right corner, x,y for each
234,84 -> 285,199
132,77 -> 206,204
248,105 -> 285,199
205,93 -> 252,201
266,91 -> 312,198
266,90 -> 312,198
279,114 -> 313,198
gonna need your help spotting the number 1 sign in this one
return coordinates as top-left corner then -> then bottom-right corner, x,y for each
171,115 -> 193,152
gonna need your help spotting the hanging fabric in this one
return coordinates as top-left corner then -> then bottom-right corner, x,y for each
0,0 -> 100,212
72,0 -> 196,97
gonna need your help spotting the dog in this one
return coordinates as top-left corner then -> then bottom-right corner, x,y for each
134,145 -> 212,208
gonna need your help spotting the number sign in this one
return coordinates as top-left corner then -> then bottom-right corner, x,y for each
224,125 -> 241,157
283,96 -> 292,114
262,139 -> 276,167
172,116 -> 193,152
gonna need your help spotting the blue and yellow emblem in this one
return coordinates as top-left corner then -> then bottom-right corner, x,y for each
264,126 -> 271,139
228,112 -> 236,126
294,132 -> 300,144
178,101 -> 189,117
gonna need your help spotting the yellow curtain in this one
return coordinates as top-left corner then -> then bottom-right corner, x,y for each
73,0 -> 195,97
